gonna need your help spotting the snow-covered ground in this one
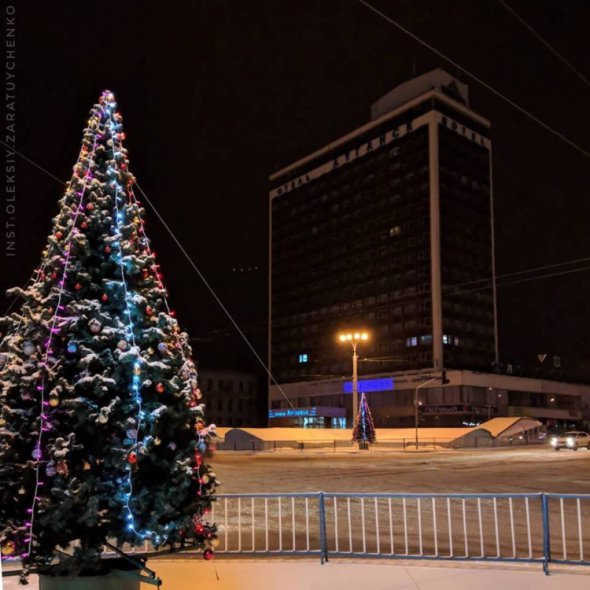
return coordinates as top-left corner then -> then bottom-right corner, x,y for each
4,447 -> 588,589
212,445 -> 590,494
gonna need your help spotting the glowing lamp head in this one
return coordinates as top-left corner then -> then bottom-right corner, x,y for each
338,331 -> 370,343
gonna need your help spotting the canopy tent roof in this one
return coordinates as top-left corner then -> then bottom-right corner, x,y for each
215,418 -> 542,445
220,427 -> 472,443
475,417 -> 542,439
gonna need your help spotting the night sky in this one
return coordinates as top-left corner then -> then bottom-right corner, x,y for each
3,1 -> 590,377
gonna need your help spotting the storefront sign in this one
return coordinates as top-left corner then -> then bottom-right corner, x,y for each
343,377 -> 394,394
268,407 -> 318,419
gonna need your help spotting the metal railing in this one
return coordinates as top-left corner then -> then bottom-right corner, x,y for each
545,493 -> 590,568
110,492 -> 590,575
215,438 -> 545,451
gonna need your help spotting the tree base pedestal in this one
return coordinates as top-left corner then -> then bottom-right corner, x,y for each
40,572 -> 141,590
358,441 -> 370,450
39,559 -> 145,590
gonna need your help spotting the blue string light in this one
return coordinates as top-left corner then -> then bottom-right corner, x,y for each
103,98 -> 163,544
98,91 -> 205,547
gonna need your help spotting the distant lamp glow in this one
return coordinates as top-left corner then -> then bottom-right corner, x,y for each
337,331 -> 369,343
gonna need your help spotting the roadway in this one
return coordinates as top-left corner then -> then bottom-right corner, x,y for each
213,445 -> 590,494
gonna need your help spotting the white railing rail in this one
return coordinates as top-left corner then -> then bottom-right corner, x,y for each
101,492 -> 590,575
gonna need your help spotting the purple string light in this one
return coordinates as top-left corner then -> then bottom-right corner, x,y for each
21,132 -> 99,562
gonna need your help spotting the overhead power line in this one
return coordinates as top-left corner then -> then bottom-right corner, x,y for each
355,0 -> 590,160
441,255 -> 590,292
3,136 -> 590,322
194,256 -> 590,340
498,0 -> 590,89
0,140 -> 66,185
133,181 -> 295,409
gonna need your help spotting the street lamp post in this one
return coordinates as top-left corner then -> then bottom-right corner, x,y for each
338,331 -> 369,427
414,378 -> 437,449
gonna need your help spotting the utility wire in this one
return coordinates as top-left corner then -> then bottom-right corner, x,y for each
134,181 -> 295,409
450,264 -> 590,297
0,138 -> 67,185
0,137 -> 296,409
194,256 -> 590,338
5,133 -> 590,330
441,255 -> 590,292
498,0 -> 590,89
355,0 -> 590,160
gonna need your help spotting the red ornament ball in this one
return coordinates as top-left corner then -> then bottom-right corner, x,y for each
101,294 -> 108,302
156,383 -> 165,393
104,245 -> 112,254
86,203 -> 95,211
80,221 -> 88,229
51,272 -> 58,280
55,231 -> 63,240
146,305 -> 154,316
203,549 -> 214,561
75,282 -> 82,291
128,452 -> 137,464
194,523 -> 204,535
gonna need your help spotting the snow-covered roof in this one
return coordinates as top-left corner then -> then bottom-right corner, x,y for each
476,417 -> 542,438
221,427 -> 472,443
214,419 -> 542,446
214,427 -> 232,440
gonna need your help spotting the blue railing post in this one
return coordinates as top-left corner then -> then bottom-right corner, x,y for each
318,492 -> 329,563
541,493 -> 551,575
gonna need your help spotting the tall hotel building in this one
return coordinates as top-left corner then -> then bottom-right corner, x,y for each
269,70 -> 501,427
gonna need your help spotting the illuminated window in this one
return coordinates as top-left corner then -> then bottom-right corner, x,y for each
298,354 -> 308,363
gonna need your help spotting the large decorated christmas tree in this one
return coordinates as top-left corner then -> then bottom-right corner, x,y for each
0,91 -> 218,577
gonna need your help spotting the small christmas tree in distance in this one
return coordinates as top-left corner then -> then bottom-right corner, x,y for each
352,393 -> 376,447
0,91 -> 218,577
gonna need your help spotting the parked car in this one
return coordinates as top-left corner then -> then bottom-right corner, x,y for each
550,431 -> 590,451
